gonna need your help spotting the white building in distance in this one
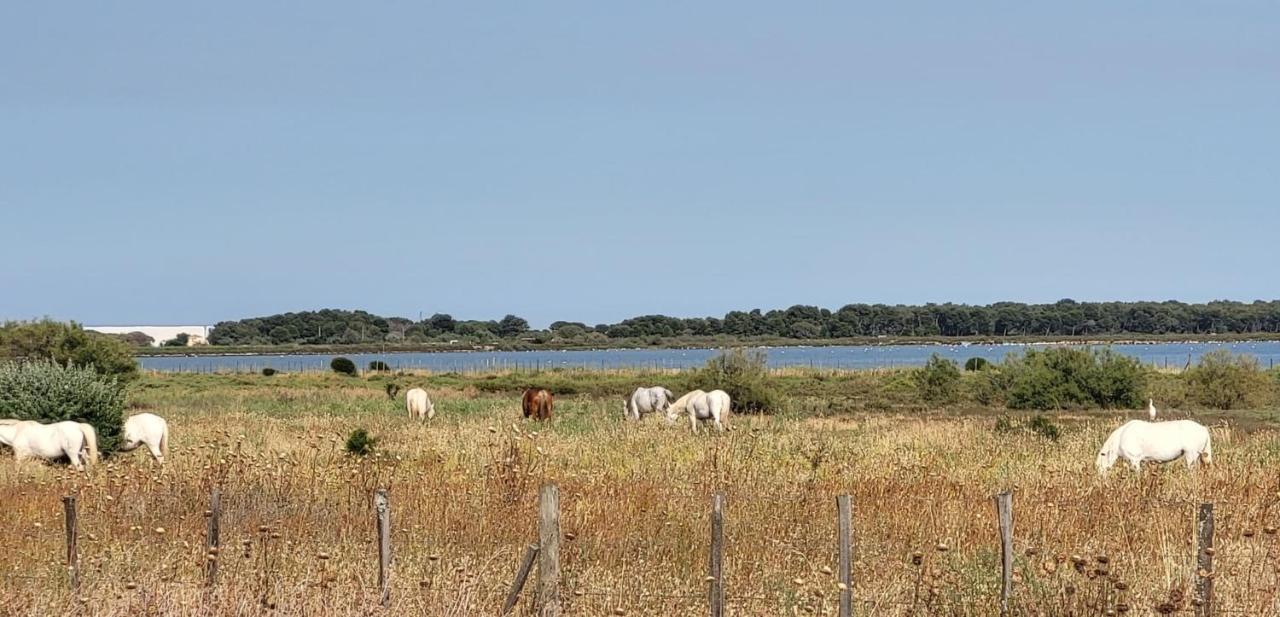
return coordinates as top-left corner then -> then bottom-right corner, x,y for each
86,325 -> 210,347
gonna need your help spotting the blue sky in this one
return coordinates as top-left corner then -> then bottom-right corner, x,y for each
2,2 -> 1276,327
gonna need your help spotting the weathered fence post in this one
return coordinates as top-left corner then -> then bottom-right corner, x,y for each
837,495 -> 853,617
204,488 -> 222,586
995,491 -> 1013,616
62,496 -> 79,591
502,543 -> 540,615
538,484 -> 561,617
709,493 -> 725,617
374,489 -> 391,607
1195,503 -> 1215,617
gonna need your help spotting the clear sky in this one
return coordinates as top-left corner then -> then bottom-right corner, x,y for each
2,3 -> 1276,327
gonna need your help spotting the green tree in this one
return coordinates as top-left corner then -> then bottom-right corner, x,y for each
162,333 -> 191,347
497,315 -> 531,338
0,319 -> 138,381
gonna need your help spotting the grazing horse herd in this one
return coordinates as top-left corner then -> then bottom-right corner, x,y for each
0,387 -> 1212,476
0,412 -> 168,471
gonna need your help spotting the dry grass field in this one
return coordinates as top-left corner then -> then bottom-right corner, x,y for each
2,371 -> 1280,616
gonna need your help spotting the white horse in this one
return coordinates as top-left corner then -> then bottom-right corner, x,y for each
1096,419 -> 1213,475
406,387 -> 435,420
1147,399 -> 1157,421
685,389 -> 732,433
0,420 -> 99,471
623,386 -> 675,421
666,390 -> 706,424
119,413 -> 169,464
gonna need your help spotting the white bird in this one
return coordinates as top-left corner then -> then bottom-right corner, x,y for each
1147,398 -> 1157,421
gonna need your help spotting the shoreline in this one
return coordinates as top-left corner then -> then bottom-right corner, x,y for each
133,333 -> 1280,358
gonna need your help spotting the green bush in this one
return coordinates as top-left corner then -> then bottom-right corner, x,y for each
330,357 -> 358,376
1182,350 -> 1269,410
161,333 -> 190,347
964,357 -> 990,372
344,428 -> 377,456
687,348 -> 778,413
992,413 -> 1060,441
914,354 -> 962,405
261,367 -> 277,376
1027,414 -> 1061,441
368,360 -> 390,372
1003,347 -> 1146,410
0,360 -> 126,454
0,319 -> 138,381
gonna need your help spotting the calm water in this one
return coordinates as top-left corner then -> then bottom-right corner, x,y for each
138,341 -> 1280,373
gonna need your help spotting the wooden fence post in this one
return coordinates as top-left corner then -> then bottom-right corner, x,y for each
994,492 -> 1013,616
538,484 -> 561,617
204,488 -> 222,586
62,496 -> 79,592
374,489 -> 391,607
837,495 -> 853,617
1195,503 -> 1215,617
502,543 -> 540,615
709,493 -> 725,617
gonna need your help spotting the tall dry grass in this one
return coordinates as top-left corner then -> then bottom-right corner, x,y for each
1,372 -> 1279,616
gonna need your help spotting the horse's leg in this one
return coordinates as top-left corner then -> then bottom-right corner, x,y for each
1129,457 -> 1141,475
147,441 -> 165,465
713,410 -> 725,432
690,411 -> 698,434
67,449 -> 83,472
1184,450 -> 1199,470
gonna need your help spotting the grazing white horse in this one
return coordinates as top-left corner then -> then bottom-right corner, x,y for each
666,390 -> 707,423
685,389 -> 732,433
623,386 -> 675,421
406,387 -> 435,420
0,420 -> 99,471
1096,419 -> 1213,475
119,413 -> 169,464
1147,399 -> 1158,421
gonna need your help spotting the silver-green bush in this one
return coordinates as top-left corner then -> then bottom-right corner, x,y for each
0,360 -> 126,454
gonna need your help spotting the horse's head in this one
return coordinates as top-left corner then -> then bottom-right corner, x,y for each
1095,448 -> 1114,476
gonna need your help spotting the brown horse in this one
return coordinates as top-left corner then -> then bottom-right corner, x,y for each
522,388 -> 553,421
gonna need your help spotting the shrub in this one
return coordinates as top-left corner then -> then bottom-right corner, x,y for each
0,360 -> 126,454
964,357 -> 990,372
0,319 -> 138,381
687,348 -> 778,413
1027,414 -> 1061,441
161,333 -> 190,347
368,360 -> 390,372
261,367 -> 277,376
330,357 -> 357,376
992,413 -> 1060,441
344,428 -> 377,456
385,383 -> 401,400
914,354 -> 962,405
1003,347 -> 1146,410
1183,350 -> 1269,410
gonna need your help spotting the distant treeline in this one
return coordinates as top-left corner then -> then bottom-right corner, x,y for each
206,300 -> 1280,346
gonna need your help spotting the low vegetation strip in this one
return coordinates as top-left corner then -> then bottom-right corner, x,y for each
202,300 -> 1280,348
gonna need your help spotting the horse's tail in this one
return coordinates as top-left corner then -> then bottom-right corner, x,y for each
79,423 -> 100,465
160,422 -> 170,456
1201,431 -> 1213,466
